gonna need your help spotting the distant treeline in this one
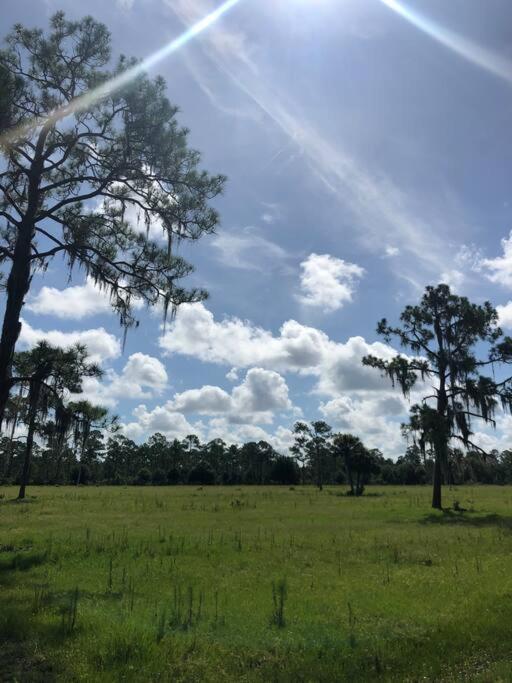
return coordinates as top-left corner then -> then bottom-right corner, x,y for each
2,431 -> 512,488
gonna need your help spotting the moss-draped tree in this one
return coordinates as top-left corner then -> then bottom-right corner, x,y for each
363,284 -> 512,509
0,12 -> 225,426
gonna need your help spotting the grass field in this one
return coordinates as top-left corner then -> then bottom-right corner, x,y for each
1,485 -> 512,681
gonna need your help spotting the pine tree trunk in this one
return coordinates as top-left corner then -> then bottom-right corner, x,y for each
0,124 -> 49,428
0,226 -> 32,427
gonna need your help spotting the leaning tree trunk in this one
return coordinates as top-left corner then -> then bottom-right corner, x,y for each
0,223 -> 33,428
0,124 -> 50,429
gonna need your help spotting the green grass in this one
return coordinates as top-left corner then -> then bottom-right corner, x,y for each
1,485 -> 512,681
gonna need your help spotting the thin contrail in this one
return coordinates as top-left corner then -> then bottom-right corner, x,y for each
380,0 -> 512,85
0,0 -> 243,147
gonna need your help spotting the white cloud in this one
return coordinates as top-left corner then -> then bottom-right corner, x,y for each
27,278 -> 112,320
231,368 -> 292,415
159,303 -> 398,397
26,277 -> 143,320
226,367 -> 239,382
122,405 -> 198,442
18,319 -> 121,364
121,407 -> 295,451
384,246 -> 400,257
481,231 -> 512,288
122,353 -> 168,391
169,368 -> 292,424
315,336 -> 399,397
74,353 -> 168,408
121,368 -> 294,442
497,302 -> 512,329
298,253 -> 364,312
171,385 -> 232,414
206,418 -> 294,453
440,269 -> 465,292
320,394 -> 407,456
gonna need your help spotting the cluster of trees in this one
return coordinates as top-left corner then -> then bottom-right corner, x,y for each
0,431 -> 300,487
4,423 -> 512,491
379,444 -> 512,487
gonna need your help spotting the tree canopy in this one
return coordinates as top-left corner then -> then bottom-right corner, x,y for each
0,12 -> 226,425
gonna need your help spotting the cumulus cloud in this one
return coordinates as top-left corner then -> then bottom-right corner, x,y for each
123,353 -> 168,391
320,394 -> 407,456
72,353 -> 168,408
315,336 -> 399,396
122,407 -> 295,451
169,368 -> 292,424
27,278 -> 112,319
171,385 -> 232,414
122,405 -> 198,442
26,277 -> 143,320
232,368 -> 292,415
120,368 -> 294,443
298,253 -> 364,312
159,303 -> 396,397
19,319 -> 121,364
206,419 -> 294,452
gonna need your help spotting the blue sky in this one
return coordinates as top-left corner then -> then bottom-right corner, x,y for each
5,0 -> 512,455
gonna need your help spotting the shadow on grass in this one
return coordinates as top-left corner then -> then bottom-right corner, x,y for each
0,600 -> 56,682
0,550 -> 48,574
421,511 -> 512,529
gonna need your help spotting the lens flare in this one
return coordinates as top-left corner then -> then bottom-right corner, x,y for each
0,0 -> 243,147
380,0 -> 512,85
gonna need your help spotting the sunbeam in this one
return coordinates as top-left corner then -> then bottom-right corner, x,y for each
380,0 -> 512,85
0,0 -> 243,147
